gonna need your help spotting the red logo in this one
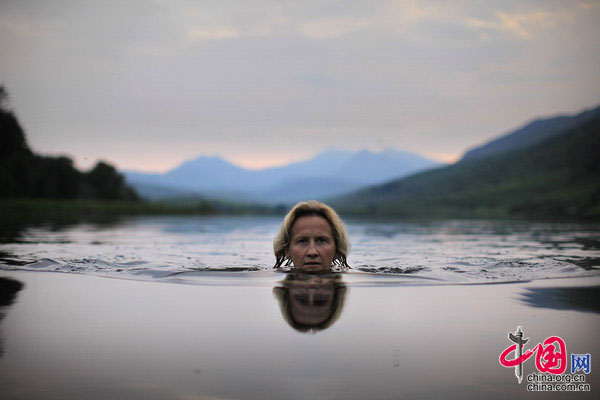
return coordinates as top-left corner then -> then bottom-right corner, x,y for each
500,336 -> 567,373
499,326 -> 567,383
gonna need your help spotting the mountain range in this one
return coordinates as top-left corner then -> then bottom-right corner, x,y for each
333,105 -> 600,219
125,148 -> 443,204
125,103 -> 600,218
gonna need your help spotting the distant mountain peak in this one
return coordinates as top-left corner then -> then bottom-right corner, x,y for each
125,146 -> 442,203
186,154 -> 228,164
173,155 -> 237,169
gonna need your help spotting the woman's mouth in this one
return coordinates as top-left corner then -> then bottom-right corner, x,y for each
303,262 -> 321,267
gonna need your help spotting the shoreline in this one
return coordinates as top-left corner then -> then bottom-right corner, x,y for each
3,198 -> 600,222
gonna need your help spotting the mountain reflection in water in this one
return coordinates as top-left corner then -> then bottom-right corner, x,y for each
520,285 -> 600,314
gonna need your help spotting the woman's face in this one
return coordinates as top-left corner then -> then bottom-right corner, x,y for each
286,215 -> 336,272
288,279 -> 335,325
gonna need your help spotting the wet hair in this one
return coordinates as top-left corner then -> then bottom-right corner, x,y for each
273,200 -> 350,269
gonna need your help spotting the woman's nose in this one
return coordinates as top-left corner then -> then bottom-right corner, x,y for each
307,241 -> 318,255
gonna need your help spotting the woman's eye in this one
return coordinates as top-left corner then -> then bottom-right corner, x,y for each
318,237 -> 329,243
293,294 -> 309,305
314,294 -> 331,306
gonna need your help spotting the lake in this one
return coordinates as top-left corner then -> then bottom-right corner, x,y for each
1,215 -> 599,283
0,215 -> 599,399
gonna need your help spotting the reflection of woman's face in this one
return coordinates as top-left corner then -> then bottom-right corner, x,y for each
286,215 -> 336,272
288,282 -> 335,325
273,274 -> 347,333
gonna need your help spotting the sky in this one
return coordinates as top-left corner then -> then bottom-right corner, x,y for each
1,0 -> 599,172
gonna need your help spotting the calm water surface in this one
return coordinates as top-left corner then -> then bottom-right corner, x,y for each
1,216 -> 599,399
1,215 -> 599,283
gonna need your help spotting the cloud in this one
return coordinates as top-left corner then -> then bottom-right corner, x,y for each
187,25 -> 240,41
178,1 -> 439,41
297,17 -> 370,38
578,2 -> 600,11
1,0 -> 598,172
467,10 -> 566,39
383,0 -> 439,25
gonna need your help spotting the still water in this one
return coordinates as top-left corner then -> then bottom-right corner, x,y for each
1,216 -> 599,399
1,215 -> 599,283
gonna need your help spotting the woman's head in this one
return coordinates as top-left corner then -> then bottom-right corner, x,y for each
273,200 -> 350,271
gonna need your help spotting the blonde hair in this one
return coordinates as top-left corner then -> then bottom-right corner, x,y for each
273,200 -> 350,269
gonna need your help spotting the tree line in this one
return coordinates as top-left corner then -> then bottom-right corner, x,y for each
0,86 -> 138,200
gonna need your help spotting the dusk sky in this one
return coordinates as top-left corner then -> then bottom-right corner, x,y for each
1,0 -> 599,172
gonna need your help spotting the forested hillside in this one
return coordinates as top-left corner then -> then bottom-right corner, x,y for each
0,86 -> 137,201
334,112 -> 600,219
461,105 -> 600,161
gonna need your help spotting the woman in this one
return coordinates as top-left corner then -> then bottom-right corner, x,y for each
273,200 -> 350,272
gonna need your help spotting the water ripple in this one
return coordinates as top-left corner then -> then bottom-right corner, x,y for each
1,216 -> 599,284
